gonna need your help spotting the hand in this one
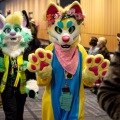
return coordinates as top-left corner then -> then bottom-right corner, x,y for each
84,54 -> 110,83
27,48 -> 53,79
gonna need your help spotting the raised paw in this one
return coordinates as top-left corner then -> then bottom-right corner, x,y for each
27,48 -> 53,73
85,54 -> 110,79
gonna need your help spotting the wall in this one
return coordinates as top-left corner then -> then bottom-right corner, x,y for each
0,0 -> 120,52
81,0 -> 120,52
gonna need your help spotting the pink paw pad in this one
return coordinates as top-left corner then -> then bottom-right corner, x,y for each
40,61 -> 49,70
87,58 -> 92,63
89,66 -> 98,76
32,55 -> 37,63
38,52 -> 44,58
47,53 -> 52,59
101,62 -> 107,69
102,71 -> 107,76
95,58 -> 101,63
31,64 -> 36,70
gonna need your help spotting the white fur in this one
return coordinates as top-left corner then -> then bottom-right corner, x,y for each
2,27 -> 31,58
22,26 -> 31,35
26,79 -> 39,92
2,34 -> 24,58
2,46 -> 25,58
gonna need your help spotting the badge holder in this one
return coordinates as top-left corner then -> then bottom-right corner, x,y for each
60,84 -> 72,111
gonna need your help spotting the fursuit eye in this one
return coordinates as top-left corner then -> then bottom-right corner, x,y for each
14,27 -> 21,32
69,26 -> 75,34
4,28 -> 11,33
55,26 -> 62,34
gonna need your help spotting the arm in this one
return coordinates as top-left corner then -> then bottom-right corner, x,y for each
23,48 -> 39,99
97,45 -> 120,120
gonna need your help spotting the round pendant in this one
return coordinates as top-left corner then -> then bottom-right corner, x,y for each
64,70 -> 73,80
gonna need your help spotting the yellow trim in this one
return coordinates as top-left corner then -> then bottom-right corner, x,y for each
14,67 -> 21,87
17,55 -> 24,66
83,78 -> 94,87
37,76 -> 52,86
42,85 -> 54,120
45,43 -> 54,51
77,44 -> 87,119
78,82 -> 84,120
14,55 -> 23,87
0,54 -> 9,93
2,54 -> 9,82
0,54 -> 26,93
20,71 -> 27,94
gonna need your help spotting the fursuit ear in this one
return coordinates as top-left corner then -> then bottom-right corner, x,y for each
43,2 -> 59,21
69,1 -> 83,15
68,1 -> 85,25
0,14 -> 5,29
22,10 -> 29,27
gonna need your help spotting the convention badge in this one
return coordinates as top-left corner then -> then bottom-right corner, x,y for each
59,85 -> 72,111
64,70 -> 73,80
11,58 -> 17,68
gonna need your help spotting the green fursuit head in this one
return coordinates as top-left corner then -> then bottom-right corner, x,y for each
0,13 -> 32,58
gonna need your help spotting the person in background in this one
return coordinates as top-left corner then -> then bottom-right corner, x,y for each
88,37 -> 99,55
97,37 -> 110,60
22,10 -> 41,55
90,37 -> 110,94
28,18 -> 40,52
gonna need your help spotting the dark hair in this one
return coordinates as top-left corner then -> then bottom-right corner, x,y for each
89,37 -> 98,47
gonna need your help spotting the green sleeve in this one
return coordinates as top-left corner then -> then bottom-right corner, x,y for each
0,57 -> 5,72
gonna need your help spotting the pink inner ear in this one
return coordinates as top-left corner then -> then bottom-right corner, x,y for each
22,16 -> 27,27
23,20 -> 27,27
71,5 -> 82,14
47,5 -> 58,16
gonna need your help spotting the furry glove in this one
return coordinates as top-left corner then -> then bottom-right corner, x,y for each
83,54 -> 110,85
27,48 -> 53,79
26,80 -> 39,99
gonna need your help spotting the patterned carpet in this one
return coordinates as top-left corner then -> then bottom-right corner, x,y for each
0,87 -> 111,120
